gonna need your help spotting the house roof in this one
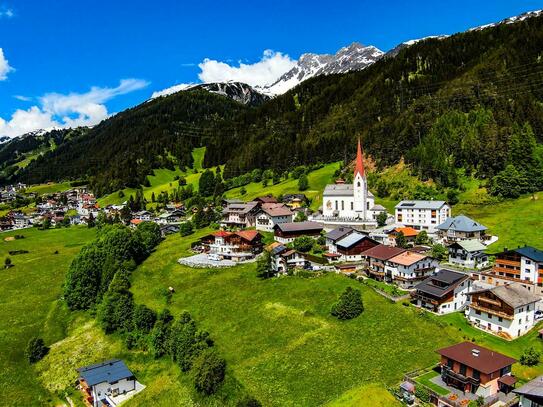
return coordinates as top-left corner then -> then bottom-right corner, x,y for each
235,230 -> 260,241
389,251 -> 427,267
514,375 -> 543,398
77,359 -> 134,387
468,283 -> 540,309
512,246 -> 543,263
452,239 -> 487,252
274,221 -> 323,234
393,227 -> 419,237
362,244 -> 405,260
437,215 -> 487,233
395,200 -> 447,210
130,219 -> 143,225
336,232 -> 367,249
436,342 -> 516,374
415,269 -> 469,298
271,244 -> 288,255
323,183 -> 374,197
260,203 -> 293,217
212,230 -> 232,238
254,196 -> 277,203
326,227 -> 355,243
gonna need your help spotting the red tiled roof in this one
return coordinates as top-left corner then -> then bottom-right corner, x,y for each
235,230 -> 260,241
389,251 -> 427,266
362,244 -> 406,260
436,342 -> 516,374
130,219 -> 143,225
212,230 -> 232,238
393,227 -> 419,237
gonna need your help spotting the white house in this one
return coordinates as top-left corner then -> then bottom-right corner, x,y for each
325,227 -> 355,254
255,203 -> 294,232
413,269 -> 472,314
221,202 -> 259,228
448,239 -> 489,269
394,200 -> 451,233
437,215 -> 487,243
385,251 -> 439,289
77,359 -> 143,407
133,210 -> 152,221
466,283 -> 540,339
319,140 -> 385,225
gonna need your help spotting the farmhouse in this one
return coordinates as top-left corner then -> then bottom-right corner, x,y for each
481,246 -> 543,295
466,283 -> 539,339
394,200 -> 451,233
334,233 -> 379,262
220,201 -> 259,228
325,227 -> 355,253
412,269 -> 471,314
386,251 -> 438,289
448,239 -> 490,269
269,244 -> 321,273
362,244 -> 405,281
200,230 -> 263,262
76,359 -> 143,407
437,215 -> 487,243
255,203 -> 294,232
437,342 -> 516,398
273,221 -> 323,244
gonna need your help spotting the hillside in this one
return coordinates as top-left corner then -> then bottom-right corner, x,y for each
9,13 -> 543,199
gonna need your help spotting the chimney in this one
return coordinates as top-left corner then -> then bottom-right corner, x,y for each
472,349 -> 480,357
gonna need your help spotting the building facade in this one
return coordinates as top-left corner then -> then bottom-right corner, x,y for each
413,269 -> 471,314
394,200 -> 451,233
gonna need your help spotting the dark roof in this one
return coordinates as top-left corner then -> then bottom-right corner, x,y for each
271,245 -> 288,255
326,227 -> 354,243
77,359 -> 134,387
362,244 -> 405,260
513,246 -> 543,263
437,342 -> 516,374
415,269 -> 469,298
514,375 -> 543,398
253,196 -> 277,203
468,283 -> 540,309
274,221 -> 323,234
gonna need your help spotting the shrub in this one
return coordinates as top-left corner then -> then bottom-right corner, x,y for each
236,396 -> 262,407
25,337 -> 48,363
4,257 -> 12,268
192,349 -> 226,395
293,236 -> 314,253
132,304 -> 157,333
520,347 -> 540,366
331,287 -> 364,320
415,386 -> 429,402
298,174 -> 309,191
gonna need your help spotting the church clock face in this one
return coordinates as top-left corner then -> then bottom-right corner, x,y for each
326,200 -> 332,210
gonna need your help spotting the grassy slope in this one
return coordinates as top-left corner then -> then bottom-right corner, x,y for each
25,181 -> 73,195
0,226 -> 95,407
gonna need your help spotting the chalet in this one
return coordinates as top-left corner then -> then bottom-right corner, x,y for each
269,244 -> 319,273
133,210 -> 152,221
156,208 -> 185,224
200,230 -> 263,262
481,246 -> 543,295
325,227 -> 355,253
387,227 -> 419,247
255,203 -> 294,232
76,359 -> 140,407
220,202 -> 259,228
385,251 -> 438,289
437,215 -> 487,243
282,194 -> 307,209
160,224 -> 180,237
437,342 -> 516,398
273,221 -> 323,244
12,213 -> 31,228
362,244 -> 406,281
334,233 -> 379,262
514,375 -> 543,406
412,269 -> 471,314
394,200 -> 450,233
253,195 -> 278,204
448,239 -> 489,269
466,283 -> 539,339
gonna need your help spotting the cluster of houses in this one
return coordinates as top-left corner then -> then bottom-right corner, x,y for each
0,183 -> 27,203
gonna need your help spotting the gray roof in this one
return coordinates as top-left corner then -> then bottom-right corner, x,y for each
415,269 -> 469,298
468,283 -> 540,309
450,239 -> 487,252
326,227 -> 355,242
437,215 -> 487,233
395,200 -> 447,210
336,232 -> 366,249
274,221 -> 323,233
77,359 -> 134,387
323,184 -> 374,197
514,375 -> 543,398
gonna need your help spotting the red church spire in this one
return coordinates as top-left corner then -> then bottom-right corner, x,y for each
354,138 -> 365,178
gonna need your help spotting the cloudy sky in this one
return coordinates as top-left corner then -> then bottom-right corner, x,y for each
0,0 -> 541,138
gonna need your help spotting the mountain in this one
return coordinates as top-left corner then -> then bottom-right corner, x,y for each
386,35 -> 449,58
152,81 -> 270,106
261,42 -> 384,95
9,11 -> 543,197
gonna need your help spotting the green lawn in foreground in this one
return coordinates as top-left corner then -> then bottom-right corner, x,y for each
325,383 -> 402,406
0,226 -> 95,407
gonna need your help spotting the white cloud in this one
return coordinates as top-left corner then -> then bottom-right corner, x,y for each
0,78 -> 149,138
13,95 -> 31,101
0,7 -> 14,18
198,50 -> 295,88
0,48 -> 13,80
151,83 -> 196,98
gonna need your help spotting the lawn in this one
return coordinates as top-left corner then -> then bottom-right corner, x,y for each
0,226 -> 96,407
25,181 -> 73,195
415,370 -> 449,396
125,231 -> 468,406
360,278 -> 408,297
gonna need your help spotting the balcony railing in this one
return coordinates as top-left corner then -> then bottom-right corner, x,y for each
470,303 -> 514,320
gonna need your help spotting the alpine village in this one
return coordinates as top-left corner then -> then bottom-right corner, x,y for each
2,5 -> 543,407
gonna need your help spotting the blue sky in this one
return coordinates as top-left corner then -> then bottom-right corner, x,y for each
0,0 -> 542,137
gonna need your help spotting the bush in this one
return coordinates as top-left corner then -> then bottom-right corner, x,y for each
292,236 -> 314,253
192,349 -> 226,395
236,396 -> 262,407
415,386 -> 430,402
520,347 -> 540,366
25,337 -> 48,363
331,287 -> 364,320
179,221 -> 194,237
298,174 -> 309,191
132,304 -> 157,333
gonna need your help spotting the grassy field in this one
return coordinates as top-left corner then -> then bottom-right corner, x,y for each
0,226 -> 95,407
25,181 -> 73,195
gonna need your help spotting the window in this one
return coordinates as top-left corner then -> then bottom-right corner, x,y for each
357,181 -> 361,187
341,201 -> 344,211
475,310 -> 481,316
447,358 -> 454,368
472,370 -> 480,380
459,364 -> 466,375
351,202 -> 353,210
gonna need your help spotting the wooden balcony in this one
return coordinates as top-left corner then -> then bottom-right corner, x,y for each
470,303 -> 514,320
492,266 -> 520,275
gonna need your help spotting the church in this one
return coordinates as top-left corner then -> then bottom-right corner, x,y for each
321,140 -> 385,223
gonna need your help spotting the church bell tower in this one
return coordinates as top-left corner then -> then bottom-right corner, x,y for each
353,139 -> 367,219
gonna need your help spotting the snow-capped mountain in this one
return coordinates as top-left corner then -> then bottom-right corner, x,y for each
385,35 -> 449,58
469,9 -> 543,31
261,42 -> 384,95
151,81 -> 270,106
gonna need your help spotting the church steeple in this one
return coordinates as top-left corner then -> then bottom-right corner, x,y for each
354,138 -> 365,178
